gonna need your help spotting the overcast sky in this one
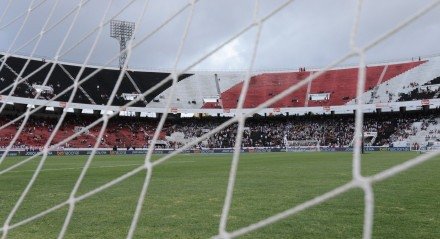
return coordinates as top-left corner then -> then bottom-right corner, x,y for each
1,0 -> 440,71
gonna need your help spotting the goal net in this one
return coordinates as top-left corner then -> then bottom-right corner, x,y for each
0,0 -> 440,238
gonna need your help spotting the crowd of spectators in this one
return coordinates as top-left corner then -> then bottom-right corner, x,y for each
398,87 -> 439,102
398,78 -> 440,102
0,115 -> 159,150
1,110 -> 440,150
165,111 -> 440,148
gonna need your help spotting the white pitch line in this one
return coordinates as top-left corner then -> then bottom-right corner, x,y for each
3,160 -> 196,174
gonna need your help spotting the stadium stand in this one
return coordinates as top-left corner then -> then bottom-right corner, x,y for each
214,60 -> 425,109
0,115 -> 161,149
352,56 -> 440,104
397,76 -> 440,101
2,53 -> 440,151
0,54 -> 191,107
2,54 -> 440,110
1,110 -> 439,150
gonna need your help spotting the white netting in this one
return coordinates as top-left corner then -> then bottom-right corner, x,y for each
0,0 -> 439,238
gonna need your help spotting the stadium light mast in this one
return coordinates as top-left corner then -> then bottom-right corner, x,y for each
110,20 -> 135,68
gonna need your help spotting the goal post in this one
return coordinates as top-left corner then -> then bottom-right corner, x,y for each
284,138 -> 321,152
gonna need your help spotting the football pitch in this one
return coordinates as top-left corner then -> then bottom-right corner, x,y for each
0,151 -> 439,238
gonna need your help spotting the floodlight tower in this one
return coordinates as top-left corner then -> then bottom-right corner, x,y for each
110,20 -> 135,68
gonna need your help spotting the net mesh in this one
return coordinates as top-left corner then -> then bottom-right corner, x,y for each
0,0 -> 439,238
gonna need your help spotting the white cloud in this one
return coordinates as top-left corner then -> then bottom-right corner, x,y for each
199,38 -> 248,70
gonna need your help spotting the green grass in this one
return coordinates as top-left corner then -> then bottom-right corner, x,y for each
0,152 -> 439,238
